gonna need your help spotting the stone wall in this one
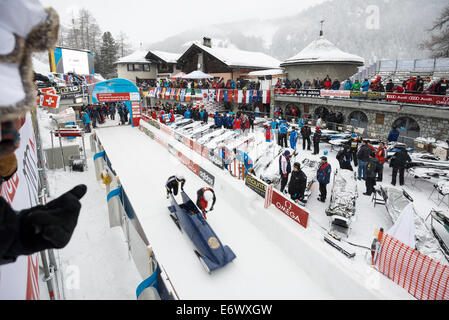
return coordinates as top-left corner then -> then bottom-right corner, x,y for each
284,63 -> 360,84
275,100 -> 449,141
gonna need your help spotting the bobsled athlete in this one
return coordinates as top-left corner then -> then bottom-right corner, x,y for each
196,187 -> 216,219
165,174 -> 185,197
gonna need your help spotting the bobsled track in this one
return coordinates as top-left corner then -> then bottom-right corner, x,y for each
96,125 -> 412,300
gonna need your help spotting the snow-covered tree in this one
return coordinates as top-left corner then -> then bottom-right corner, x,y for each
420,6 -> 449,58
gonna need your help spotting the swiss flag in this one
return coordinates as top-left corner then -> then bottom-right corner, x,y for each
40,87 -> 57,95
40,94 -> 60,109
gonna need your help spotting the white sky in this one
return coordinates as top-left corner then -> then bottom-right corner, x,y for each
39,0 -> 329,49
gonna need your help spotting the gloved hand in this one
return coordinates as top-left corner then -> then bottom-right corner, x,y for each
282,173 -> 288,178
18,185 -> 87,254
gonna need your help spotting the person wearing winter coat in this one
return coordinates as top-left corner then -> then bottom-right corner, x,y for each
437,78 -> 448,95
288,162 -> 307,202
415,76 -> 424,93
92,107 -> 100,128
323,76 -> 332,89
357,140 -> 372,180
364,152 -> 382,196
289,127 -> 298,150
270,118 -> 279,143
344,79 -> 353,90
184,109 -> 191,119
123,104 -> 130,124
332,79 -> 341,90
349,136 -> 359,167
82,112 -> 91,133
336,145 -> 353,171
301,125 -> 312,151
312,127 -> 322,155
304,79 -> 312,90
388,127 -> 400,142
279,150 -> 292,193
390,146 -> 411,186
352,80 -> 361,91
264,125 -> 272,142
375,143 -> 386,181
317,156 -> 331,202
109,104 -> 116,120
278,121 -> 289,148
117,105 -> 125,125
233,117 -> 242,135
159,111 -> 166,124
361,79 -> 370,92
386,79 -> 394,92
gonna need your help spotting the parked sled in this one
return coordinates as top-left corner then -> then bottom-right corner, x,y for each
325,169 -> 358,238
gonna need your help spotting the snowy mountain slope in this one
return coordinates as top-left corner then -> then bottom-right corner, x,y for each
147,0 -> 446,64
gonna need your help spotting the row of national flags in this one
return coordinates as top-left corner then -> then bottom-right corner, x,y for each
147,87 -> 271,104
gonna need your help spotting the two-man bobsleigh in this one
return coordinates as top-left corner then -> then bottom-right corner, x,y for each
168,191 -> 236,273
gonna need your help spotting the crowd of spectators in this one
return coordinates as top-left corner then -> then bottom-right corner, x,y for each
139,78 -> 263,91
275,74 -> 448,95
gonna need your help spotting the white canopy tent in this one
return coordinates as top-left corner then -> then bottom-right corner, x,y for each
181,70 -> 214,79
171,72 -> 186,79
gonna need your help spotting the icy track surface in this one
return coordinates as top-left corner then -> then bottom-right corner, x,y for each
96,126 -> 334,299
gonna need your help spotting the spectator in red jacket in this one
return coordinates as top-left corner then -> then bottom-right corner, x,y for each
323,76 -> 332,89
393,84 -> 404,93
405,77 -> 417,93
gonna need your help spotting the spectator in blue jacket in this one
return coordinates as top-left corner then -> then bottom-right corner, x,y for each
317,156 -> 331,202
388,126 -> 400,142
278,120 -> 289,147
82,112 -> 91,133
289,127 -> 298,150
184,109 -> 191,119
214,112 -> 223,128
298,117 -> 306,128
361,79 -> 370,92
344,79 -> 353,90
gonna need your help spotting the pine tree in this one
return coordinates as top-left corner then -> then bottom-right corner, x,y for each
98,32 -> 119,79
420,6 -> 449,58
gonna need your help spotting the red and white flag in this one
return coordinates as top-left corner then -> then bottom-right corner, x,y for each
40,94 -> 60,109
216,89 -> 223,102
262,90 -> 271,104
40,87 -> 57,95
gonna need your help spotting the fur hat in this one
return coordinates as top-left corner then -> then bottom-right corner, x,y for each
0,1 -> 59,122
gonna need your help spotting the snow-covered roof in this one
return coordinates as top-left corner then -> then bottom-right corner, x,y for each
282,37 -> 364,66
147,50 -> 181,64
187,44 -> 281,69
114,50 -> 149,64
247,69 -> 286,77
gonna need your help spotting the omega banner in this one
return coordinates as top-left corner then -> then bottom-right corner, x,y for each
268,189 -> 309,229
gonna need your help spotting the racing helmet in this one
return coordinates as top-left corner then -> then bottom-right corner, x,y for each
203,190 -> 214,202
